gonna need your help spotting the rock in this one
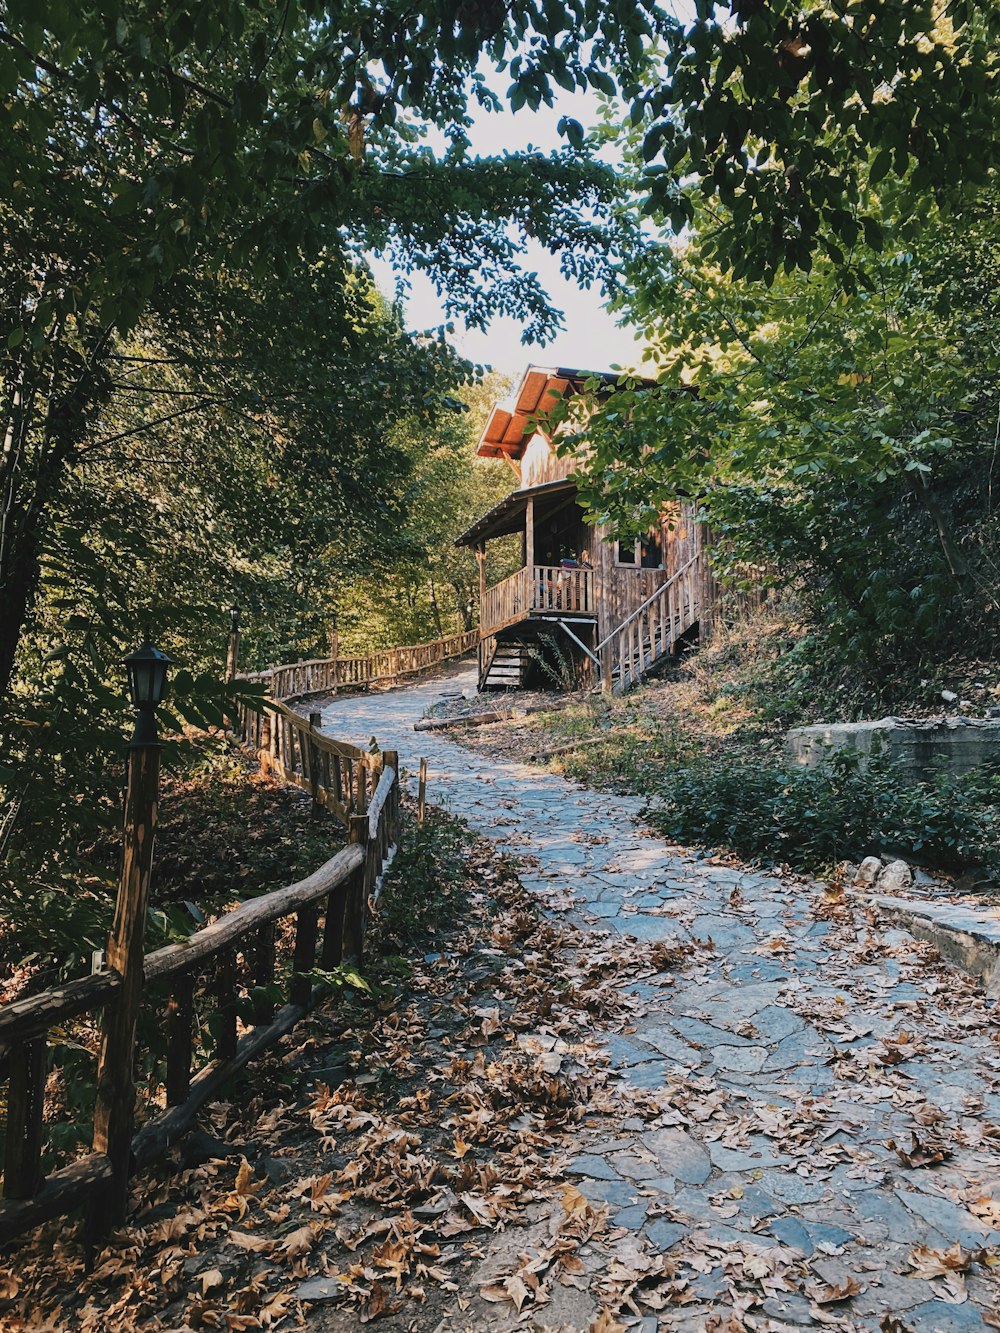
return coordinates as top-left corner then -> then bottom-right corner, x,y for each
767,1216 -> 813,1254
645,1218 -> 686,1251
854,856 -> 883,888
877,859 -> 913,892
296,1277 -> 343,1304
643,1128 -> 712,1184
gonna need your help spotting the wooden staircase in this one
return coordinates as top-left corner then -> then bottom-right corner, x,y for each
478,638 -> 529,691
597,554 -> 703,694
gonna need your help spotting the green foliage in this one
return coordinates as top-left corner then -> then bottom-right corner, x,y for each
335,373 -> 515,652
574,185 -> 1000,688
648,749 -> 1000,875
628,0 -> 1000,281
526,632 -> 583,691
374,808 -> 471,951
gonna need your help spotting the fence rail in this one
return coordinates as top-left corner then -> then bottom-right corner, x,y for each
480,565 -> 596,635
242,628 -> 478,702
233,695 -> 371,828
0,740 -> 401,1246
597,554 -> 702,693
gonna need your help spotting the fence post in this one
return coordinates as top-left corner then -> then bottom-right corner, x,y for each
259,713 -> 271,777
225,604 -> 240,681
308,711 -> 323,817
347,813 -> 369,960
91,740 -> 161,1230
382,750 -> 399,843
418,757 -> 428,829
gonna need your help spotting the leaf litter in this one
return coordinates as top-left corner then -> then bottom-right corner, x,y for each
5,814 -> 1000,1331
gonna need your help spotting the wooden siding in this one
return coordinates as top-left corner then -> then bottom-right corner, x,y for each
521,432 -> 576,489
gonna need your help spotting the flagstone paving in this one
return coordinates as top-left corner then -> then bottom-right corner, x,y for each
319,665 -> 1000,1331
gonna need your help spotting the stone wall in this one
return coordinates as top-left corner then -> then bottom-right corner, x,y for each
785,716 -> 1000,783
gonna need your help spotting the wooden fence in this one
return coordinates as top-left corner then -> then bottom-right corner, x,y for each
233,695 -> 375,828
0,747 -> 401,1246
242,627 -> 479,702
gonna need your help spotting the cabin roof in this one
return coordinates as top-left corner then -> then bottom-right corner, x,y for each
454,478 -> 578,548
476,364 -> 649,461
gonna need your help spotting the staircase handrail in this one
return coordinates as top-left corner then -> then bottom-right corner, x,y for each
594,553 -> 702,654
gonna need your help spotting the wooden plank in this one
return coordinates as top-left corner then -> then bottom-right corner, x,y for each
345,816 -> 368,961
367,766 -> 396,828
213,949 -> 238,1060
0,1154 -> 112,1246
251,922 -> 276,1025
165,971 -> 195,1107
0,971 -> 121,1049
3,1037 -> 47,1199
131,996 -> 317,1170
143,845 -> 363,985
290,905 -> 318,1007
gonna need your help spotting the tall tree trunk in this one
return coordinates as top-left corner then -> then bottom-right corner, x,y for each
907,471 -> 969,583
428,575 -> 444,639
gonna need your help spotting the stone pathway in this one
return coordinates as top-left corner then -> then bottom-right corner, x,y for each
319,665 -> 1000,1331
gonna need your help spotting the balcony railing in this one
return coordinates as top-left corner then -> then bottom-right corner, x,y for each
481,565 -> 596,634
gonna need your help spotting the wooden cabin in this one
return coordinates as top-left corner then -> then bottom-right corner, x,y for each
456,365 -> 716,693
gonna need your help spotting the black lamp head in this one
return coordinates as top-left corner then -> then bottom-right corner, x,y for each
124,641 -> 174,709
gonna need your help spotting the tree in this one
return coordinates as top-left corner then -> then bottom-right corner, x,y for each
572,187 -> 1000,683
335,372 -> 517,652
0,0 -> 667,698
630,0 -> 1000,280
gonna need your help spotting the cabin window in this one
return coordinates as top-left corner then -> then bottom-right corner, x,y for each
616,530 -> 663,568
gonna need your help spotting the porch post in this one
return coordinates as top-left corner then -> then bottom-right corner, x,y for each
525,497 -> 535,574
476,544 -> 486,613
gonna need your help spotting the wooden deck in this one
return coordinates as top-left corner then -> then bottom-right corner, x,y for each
480,564 -> 596,635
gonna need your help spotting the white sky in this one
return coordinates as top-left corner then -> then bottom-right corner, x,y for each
368,85 -> 648,376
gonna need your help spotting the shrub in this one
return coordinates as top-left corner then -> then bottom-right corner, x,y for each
647,748 -> 1000,875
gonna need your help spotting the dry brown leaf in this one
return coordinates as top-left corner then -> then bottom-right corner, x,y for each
906,1242 -> 982,1278
276,1223 -> 320,1262
228,1230 -> 275,1254
359,1281 -> 402,1324
935,1271 -> 968,1305
588,1311 -> 628,1333
886,1131 -> 951,1169
561,1183 -> 590,1217
200,1268 -> 225,1296
808,1275 -> 863,1304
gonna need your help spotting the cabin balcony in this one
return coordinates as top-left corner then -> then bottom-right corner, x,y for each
481,564 -> 596,636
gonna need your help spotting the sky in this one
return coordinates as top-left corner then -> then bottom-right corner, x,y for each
367,84 -> 648,377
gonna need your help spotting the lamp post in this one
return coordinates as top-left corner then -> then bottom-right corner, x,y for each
91,638 -> 173,1229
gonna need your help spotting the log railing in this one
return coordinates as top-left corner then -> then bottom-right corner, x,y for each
0,756 -> 401,1246
242,628 -> 479,702
480,565 -> 596,635
233,695 -> 372,829
597,554 -> 702,693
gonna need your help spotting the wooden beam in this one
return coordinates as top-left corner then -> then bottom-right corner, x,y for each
0,1155 -> 113,1246
143,845 -> 363,984
0,971 -> 121,1049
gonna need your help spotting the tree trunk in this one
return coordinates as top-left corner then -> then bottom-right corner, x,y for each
428,575 -> 444,640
